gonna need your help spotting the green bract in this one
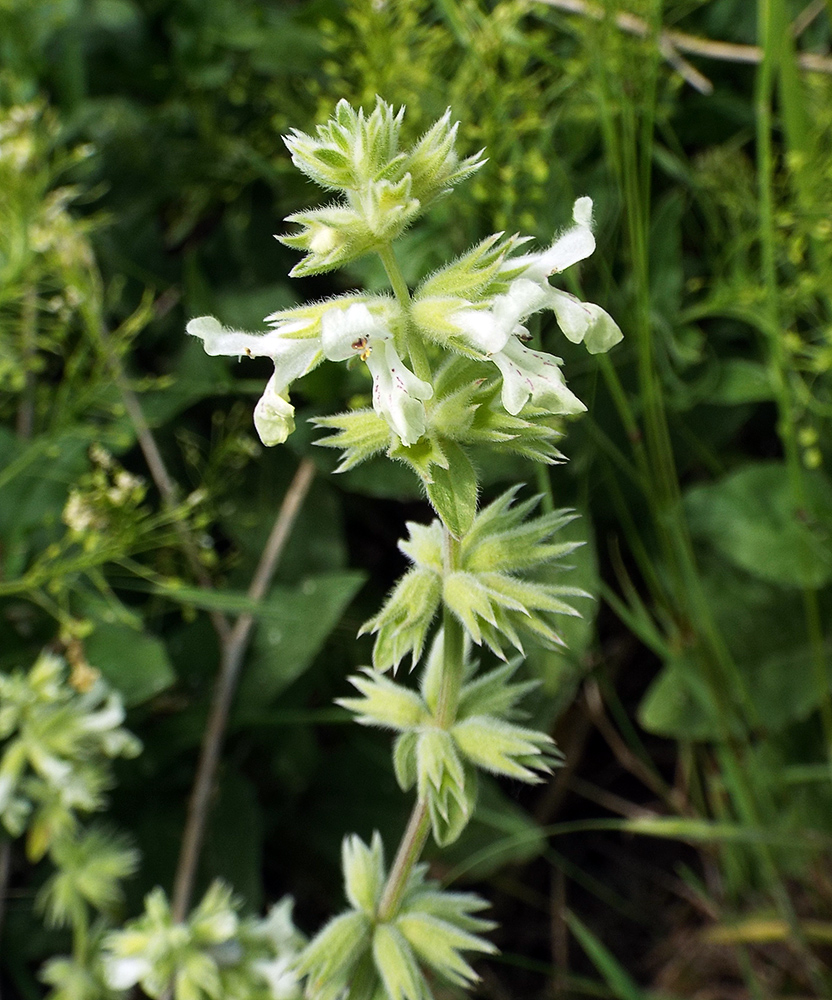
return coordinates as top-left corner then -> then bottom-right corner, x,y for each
280,99 -> 485,275
340,641 -> 561,845
37,826 -> 139,928
297,832 -> 495,1000
360,487 -> 589,672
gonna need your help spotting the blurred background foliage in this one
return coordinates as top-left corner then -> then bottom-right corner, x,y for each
2,0 -> 832,997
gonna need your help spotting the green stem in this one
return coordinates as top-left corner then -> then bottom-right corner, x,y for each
376,799 -> 431,922
71,897 -> 89,965
376,529 -> 465,921
377,243 -> 432,383
437,529 -> 464,727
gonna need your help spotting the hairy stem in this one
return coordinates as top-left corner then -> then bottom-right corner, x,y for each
376,528 -> 466,921
376,798 -> 431,923
171,458 -> 316,921
378,243 -> 431,383
437,530 -> 464,727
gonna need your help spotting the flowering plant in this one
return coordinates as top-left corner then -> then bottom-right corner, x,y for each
179,97 -> 622,999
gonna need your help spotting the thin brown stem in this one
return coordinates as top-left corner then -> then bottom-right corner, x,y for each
16,285 -> 37,440
0,837 -> 11,970
171,458 -> 316,921
792,0 -> 826,37
537,0 -> 832,94
100,328 -> 232,643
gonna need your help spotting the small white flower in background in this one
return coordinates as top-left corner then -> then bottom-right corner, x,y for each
104,882 -> 304,1000
0,652 -> 140,858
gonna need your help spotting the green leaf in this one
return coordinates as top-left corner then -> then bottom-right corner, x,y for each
639,556 -> 832,738
684,462 -> 832,588
236,572 -> 365,713
85,621 -> 176,707
425,441 -> 478,538
708,359 -> 773,405
638,656 -> 729,741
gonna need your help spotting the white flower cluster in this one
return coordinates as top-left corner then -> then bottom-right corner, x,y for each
188,195 -> 620,450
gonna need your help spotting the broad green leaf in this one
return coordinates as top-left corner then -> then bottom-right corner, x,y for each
236,571 -> 365,713
685,462 -> 832,588
638,656 -> 729,741
425,441 -> 478,538
708,359 -> 773,405
85,621 -> 176,707
639,556 -> 832,738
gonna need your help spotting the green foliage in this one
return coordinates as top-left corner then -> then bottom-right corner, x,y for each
341,642 -> 560,845
38,826 -> 139,928
5,1 -> 832,998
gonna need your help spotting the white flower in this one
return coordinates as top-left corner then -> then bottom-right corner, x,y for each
254,955 -> 302,1000
367,338 -> 432,445
320,302 -> 433,446
446,198 -> 622,406
104,953 -> 152,991
187,315 -> 322,447
254,372 -> 296,446
189,300 -> 432,449
491,335 -> 586,416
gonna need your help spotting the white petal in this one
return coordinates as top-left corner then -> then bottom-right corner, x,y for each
492,337 -> 587,416
572,195 -> 593,227
451,306 -> 508,355
452,279 -> 549,355
550,290 -> 623,353
104,955 -> 151,990
187,316 -> 311,358
254,957 -> 302,1000
254,371 -> 296,446
511,197 -> 596,280
365,340 -> 433,446
321,302 -> 391,362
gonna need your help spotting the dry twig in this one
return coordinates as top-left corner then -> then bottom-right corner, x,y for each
97,319 -> 317,921
171,457 -> 316,921
536,0 -> 832,94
